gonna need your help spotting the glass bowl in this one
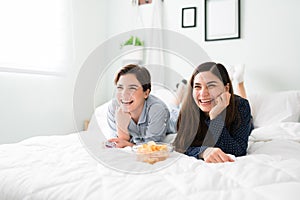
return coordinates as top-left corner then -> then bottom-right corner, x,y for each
132,141 -> 174,164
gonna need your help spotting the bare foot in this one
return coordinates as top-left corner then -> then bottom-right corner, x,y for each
172,79 -> 187,106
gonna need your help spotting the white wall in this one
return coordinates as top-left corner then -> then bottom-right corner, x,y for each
0,0 -> 107,144
104,0 -> 300,95
163,0 -> 300,94
0,73 -> 74,143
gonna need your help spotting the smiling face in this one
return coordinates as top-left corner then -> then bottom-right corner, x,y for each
192,71 -> 229,114
116,73 -> 149,116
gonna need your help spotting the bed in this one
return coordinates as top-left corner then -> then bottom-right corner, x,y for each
1,90 -> 300,200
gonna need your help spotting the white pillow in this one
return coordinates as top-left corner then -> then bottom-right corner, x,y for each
151,88 -> 176,110
87,100 -> 113,139
248,90 -> 300,128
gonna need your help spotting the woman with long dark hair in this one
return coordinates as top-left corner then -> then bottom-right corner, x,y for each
173,62 -> 253,163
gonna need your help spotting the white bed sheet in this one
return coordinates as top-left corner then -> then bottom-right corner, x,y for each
1,123 -> 300,200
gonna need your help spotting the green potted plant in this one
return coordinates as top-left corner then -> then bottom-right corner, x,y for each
120,35 -> 144,48
121,36 -> 144,64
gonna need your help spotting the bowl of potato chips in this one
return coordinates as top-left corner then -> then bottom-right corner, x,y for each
132,141 -> 174,164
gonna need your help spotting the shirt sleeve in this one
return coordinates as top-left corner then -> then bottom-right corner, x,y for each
212,98 -> 253,156
143,103 -> 170,143
185,146 -> 208,159
186,97 -> 254,159
106,100 -> 118,138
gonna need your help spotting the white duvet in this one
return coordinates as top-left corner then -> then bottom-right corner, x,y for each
1,122 -> 300,200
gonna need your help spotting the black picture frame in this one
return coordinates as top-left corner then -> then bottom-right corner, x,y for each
182,7 -> 197,28
204,0 -> 240,41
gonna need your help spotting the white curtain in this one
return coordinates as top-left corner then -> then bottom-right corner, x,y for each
135,0 -> 165,86
0,0 -> 74,75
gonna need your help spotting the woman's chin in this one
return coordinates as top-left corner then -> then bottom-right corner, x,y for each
198,105 -> 211,113
120,105 -> 131,113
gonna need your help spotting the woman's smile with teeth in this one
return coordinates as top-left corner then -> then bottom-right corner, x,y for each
200,99 -> 212,103
121,100 -> 134,104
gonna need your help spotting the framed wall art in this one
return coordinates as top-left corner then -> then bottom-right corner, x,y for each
204,0 -> 240,41
182,7 -> 197,28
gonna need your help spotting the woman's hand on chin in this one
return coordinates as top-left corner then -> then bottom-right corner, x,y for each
209,92 -> 231,120
115,107 -> 131,131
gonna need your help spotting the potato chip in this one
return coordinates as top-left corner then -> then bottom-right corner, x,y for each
132,141 -> 173,164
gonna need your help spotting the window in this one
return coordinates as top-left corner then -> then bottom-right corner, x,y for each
0,0 -> 74,75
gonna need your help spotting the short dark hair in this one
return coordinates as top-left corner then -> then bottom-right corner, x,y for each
114,64 -> 151,92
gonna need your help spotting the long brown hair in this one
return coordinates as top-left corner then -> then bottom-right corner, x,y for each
173,62 -> 238,153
